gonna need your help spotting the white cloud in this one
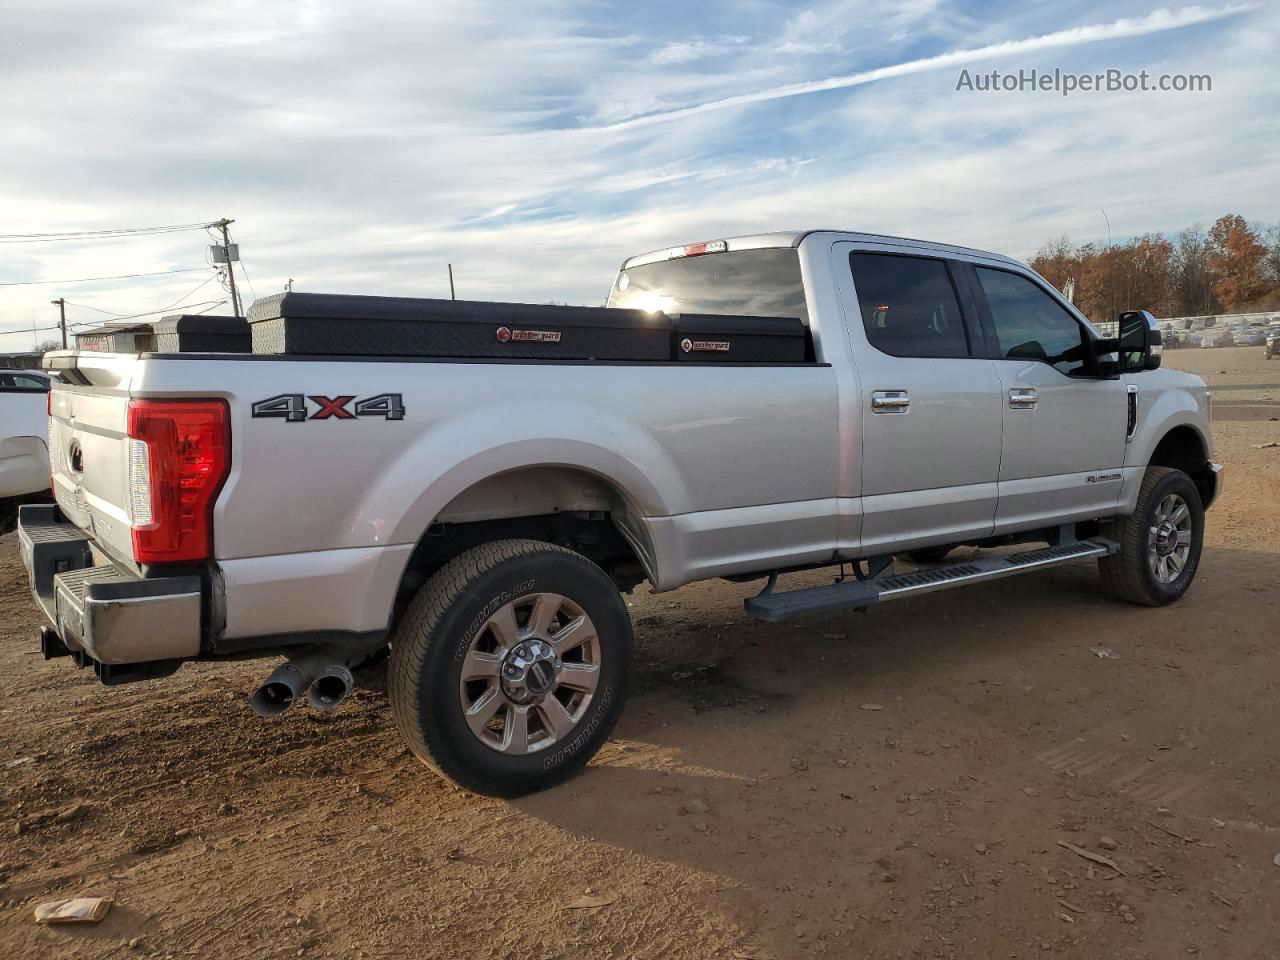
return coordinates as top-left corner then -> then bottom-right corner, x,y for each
649,36 -> 749,65
595,3 -> 1261,130
0,0 -> 1276,344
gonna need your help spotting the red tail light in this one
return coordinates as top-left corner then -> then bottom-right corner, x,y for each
126,399 -> 230,564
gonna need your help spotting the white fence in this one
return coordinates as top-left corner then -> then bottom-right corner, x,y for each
1091,311 -> 1277,347
1159,311 -> 1279,331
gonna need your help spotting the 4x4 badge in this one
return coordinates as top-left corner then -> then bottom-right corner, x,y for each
251,393 -> 405,422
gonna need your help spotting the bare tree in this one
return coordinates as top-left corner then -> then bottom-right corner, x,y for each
1171,226 -> 1219,316
1260,223 -> 1280,286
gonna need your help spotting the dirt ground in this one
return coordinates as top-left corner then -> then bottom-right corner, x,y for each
1,346 -> 1277,960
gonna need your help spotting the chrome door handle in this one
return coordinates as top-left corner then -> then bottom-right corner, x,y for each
871,390 -> 910,413
1008,387 -> 1039,409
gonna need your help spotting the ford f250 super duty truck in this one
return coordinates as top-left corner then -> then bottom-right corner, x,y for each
17,230 -> 1222,796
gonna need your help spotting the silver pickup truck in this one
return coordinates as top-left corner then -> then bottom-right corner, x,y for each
18,230 -> 1221,796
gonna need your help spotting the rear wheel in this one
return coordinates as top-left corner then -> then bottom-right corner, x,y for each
1099,466 -> 1204,606
389,539 -> 632,797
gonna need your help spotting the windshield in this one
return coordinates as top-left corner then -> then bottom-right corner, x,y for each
607,248 -> 808,322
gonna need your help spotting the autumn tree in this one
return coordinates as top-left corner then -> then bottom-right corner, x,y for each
1207,214 -> 1269,309
1030,214 -> 1279,320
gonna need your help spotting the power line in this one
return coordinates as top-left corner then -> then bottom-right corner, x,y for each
0,221 -> 217,244
237,255 -> 259,304
63,274 -> 218,322
0,297 -> 228,339
162,273 -> 220,313
0,266 -> 212,287
73,297 -> 228,324
62,301 -> 120,317
189,300 -> 231,316
0,323 -> 63,337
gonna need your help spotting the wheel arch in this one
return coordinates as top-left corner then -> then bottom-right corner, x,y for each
386,460 -> 664,623
1147,423 -> 1217,508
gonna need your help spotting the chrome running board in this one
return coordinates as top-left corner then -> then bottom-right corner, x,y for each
744,539 -> 1118,623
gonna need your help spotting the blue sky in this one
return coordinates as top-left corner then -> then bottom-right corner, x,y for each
1,0 -> 1276,344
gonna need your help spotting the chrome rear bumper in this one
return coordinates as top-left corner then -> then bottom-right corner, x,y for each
18,504 -> 201,671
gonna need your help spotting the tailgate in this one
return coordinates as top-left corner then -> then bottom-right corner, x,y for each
46,353 -> 140,565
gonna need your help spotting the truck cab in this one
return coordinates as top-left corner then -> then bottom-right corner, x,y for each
610,232 -> 1217,557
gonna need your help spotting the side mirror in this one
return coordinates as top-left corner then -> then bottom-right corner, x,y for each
1117,309 -> 1162,372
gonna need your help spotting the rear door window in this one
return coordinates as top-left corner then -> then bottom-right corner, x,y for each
849,253 -> 971,358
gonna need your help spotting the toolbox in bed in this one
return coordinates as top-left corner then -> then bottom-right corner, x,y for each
247,293 -> 673,361
669,313 -> 809,362
152,314 -> 251,353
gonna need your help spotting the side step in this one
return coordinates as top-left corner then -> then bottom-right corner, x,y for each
744,538 -> 1118,623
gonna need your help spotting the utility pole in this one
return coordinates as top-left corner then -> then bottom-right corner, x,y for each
50,298 -> 67,349
215,218 -> 243,317
1100,208 -> 1114,322
448,263 -> 456,300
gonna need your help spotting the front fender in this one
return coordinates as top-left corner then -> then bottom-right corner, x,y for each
1126,376 -> 1212,468
1120,372 -> 1212,513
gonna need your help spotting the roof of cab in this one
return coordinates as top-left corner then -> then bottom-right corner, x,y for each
621,230 -> 1027,271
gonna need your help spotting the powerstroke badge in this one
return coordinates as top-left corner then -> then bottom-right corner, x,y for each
496,327 -> 562,343
681,338 -> 731,353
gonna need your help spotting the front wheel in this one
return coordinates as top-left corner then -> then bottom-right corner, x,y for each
1098,466 -> 1204,606
389,539 -> 632,797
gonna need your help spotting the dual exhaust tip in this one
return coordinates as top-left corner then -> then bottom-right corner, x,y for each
250,652 -> 355,718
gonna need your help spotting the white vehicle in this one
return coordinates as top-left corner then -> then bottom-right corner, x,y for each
1,369 -> 53,531
19,231 -> 1222,796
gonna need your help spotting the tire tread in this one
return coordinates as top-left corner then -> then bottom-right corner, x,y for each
1098,466 -> 1185,606
388,539 -> 616,794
